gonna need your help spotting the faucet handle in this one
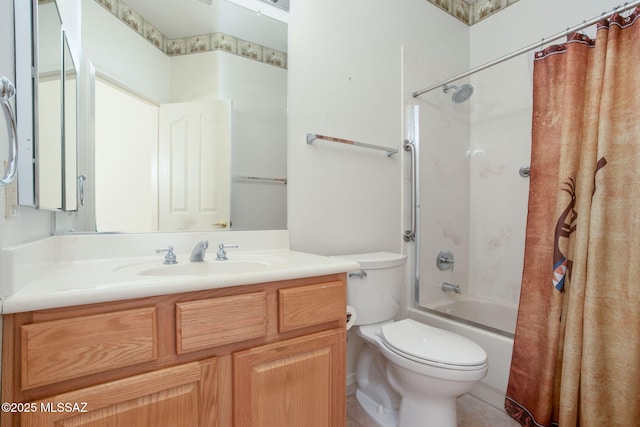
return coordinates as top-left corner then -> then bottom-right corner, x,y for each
436,250 -> 455,271
219,243 -> 238,250
156,246 -> 178,264
216,243 -> 238,261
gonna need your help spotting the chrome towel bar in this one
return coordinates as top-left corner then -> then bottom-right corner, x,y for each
307,133 -> 398,157
0,76 -> 17,185
233,176 -> 288,184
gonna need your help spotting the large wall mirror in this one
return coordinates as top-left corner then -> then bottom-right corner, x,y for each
55,0 -> 288,233
15,0 -> 79,211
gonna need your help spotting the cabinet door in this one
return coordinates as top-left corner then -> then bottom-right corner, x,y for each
20,358 -> 218,427
233,329 -> 346,427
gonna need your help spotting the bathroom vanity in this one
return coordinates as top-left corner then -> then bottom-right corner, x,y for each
0,232 -> 358,427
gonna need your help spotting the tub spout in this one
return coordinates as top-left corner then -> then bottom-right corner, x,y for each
441,282 -> 461,294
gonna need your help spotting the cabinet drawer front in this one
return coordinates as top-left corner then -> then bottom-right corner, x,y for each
21,307 -> 158,390
278,281 -> 346,332
176,291 -> 267,354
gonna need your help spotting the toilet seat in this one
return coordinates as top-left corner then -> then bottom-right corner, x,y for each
381,319 -> 487,371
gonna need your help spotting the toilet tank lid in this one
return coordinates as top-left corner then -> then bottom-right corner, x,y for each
331,252 -> 407,269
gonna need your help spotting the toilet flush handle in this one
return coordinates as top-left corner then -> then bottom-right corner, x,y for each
349,270 -> 368,279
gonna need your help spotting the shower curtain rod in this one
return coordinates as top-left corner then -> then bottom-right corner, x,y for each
412,0 -> 640,98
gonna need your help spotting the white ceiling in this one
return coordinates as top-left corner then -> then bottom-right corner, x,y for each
124,0 -> 286,40
124,0 -> 287,50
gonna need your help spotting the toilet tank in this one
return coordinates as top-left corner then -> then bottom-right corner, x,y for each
333,252 -> 407,326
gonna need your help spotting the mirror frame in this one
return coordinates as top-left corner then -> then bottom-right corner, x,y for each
14,0 -> 37,206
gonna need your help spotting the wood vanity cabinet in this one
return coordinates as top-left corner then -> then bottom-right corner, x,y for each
1,274 -> 347,427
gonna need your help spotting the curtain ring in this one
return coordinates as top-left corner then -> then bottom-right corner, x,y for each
0,76 -> 18,185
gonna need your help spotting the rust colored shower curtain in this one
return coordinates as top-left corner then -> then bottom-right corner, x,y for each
505,8 -> 640,427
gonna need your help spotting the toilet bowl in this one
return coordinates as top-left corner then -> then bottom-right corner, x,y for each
333,252 -> 488,427
359,319 -> 488,426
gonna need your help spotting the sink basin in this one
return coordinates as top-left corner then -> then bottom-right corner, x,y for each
139,260 -> 272,276
112,252 -> 290,277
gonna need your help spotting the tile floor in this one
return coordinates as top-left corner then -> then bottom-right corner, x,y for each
347,392 -> 521,427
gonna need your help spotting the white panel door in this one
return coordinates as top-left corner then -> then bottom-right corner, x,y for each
158,101 -> 231,230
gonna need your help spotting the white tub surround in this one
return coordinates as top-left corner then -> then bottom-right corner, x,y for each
0,230 -> 360,313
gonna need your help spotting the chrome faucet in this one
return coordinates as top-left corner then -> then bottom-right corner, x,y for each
190,241 -> 209,262
215,243 -> 238,261
441,282 -> 461,294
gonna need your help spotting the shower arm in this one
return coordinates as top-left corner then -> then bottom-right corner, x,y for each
412,0 -> 640,98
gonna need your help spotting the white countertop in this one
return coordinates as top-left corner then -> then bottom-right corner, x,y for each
1,249 -> 360,314
0,231 -> 361,314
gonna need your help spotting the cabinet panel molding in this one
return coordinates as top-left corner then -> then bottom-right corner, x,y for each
234,328 -> 346,427
20,359 -> 216,427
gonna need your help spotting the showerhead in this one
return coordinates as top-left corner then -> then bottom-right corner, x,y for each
443,84 -> 474,103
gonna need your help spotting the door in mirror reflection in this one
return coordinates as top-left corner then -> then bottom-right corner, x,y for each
94,78 -> 231,232
158,100 -> 231,230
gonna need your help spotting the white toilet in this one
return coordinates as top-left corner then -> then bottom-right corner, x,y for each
337,252 -> 488,427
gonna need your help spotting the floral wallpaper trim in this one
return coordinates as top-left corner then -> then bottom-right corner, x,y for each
428,0 -> 520,25
94,0 -> 287,69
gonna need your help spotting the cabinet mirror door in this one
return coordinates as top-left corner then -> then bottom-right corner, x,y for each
15,0 -> 78,211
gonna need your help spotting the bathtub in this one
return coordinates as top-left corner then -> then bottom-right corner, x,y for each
408,296 -> 517,410
427,296 -> 518,335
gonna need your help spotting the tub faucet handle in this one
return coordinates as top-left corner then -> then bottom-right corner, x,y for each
436,250 -> 455,271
